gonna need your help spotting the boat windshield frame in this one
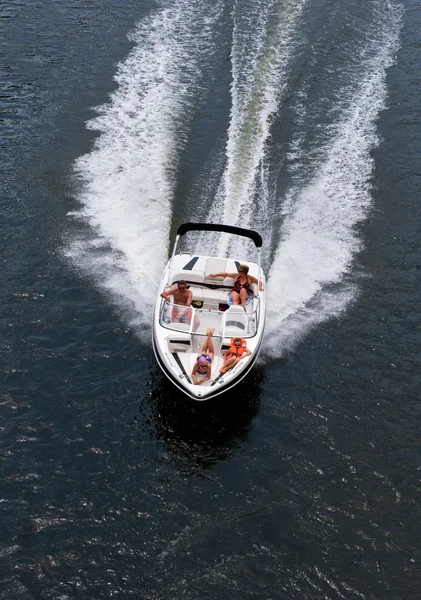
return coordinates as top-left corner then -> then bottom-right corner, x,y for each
159,299 -> 259,338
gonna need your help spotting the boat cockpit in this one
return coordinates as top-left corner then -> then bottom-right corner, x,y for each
158,255 -> 261,339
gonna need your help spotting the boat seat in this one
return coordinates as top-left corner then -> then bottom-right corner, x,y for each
194,288 -> 226,308
223,305 -> 249,337
203,257 -> 236,287
224,304 -> 247,314
248,282 -> 258,297
192,282 -> 258,311
167,336 -> 191,352
170,270 -> 205,286
192,287 -> 228,310
204,257 -> 226,281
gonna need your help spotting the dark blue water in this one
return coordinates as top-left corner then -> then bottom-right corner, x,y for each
1,0 -> 421,598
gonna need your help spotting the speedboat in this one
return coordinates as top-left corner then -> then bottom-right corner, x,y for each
152,223 -> 266,400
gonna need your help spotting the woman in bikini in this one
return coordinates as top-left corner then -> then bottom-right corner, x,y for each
208,264 -> 264,310
191,328 -> 215,385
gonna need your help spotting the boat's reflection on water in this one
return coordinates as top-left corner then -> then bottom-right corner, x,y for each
148,364 -> 265,467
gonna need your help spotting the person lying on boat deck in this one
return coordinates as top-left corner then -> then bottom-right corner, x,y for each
220,337 -> 251,374
191,328 -> 215,385
160,280 -> 200,330
208,264 -> 264,310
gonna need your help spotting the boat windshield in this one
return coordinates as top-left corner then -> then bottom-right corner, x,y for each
160,301 -> 195,332
160,300 -> 258,337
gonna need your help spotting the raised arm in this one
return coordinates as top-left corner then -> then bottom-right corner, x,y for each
249,275 -> 264,292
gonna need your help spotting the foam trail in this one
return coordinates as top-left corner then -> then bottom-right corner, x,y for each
265,0 -> 403,356
66,0 -> 221,327
202,0 -> 307,257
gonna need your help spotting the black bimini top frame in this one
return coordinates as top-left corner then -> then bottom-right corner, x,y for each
177,223 -> 263,248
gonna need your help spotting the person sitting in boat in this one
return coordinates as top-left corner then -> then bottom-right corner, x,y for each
160,280 -> 200,330
208,264 -> 264,310
191,328 -> 215,385
220,337 -> 251,374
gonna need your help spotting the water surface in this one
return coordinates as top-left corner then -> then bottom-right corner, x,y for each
1,0 -> 420,598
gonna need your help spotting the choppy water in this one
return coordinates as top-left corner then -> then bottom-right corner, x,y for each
1,0 -> 421,598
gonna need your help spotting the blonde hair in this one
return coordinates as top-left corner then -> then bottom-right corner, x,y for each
238,264 -> 249,274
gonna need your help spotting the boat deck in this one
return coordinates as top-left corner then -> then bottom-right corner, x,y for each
153,236 -> 265,399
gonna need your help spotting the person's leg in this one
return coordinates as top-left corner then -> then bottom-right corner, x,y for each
220,356 -> 237,373
205,328 -> 215,361
200,332 -> 209,354
230,291 -> 240,305
239,288 -> 248,309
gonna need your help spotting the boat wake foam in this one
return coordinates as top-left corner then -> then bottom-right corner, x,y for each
66,0 -> 223,327
66,0 -> 403,356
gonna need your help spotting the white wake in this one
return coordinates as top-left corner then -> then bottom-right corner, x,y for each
202,0 -> 307,258
66,0 -> 403,357
66,0 -> 222,325
264,0 -> 403,355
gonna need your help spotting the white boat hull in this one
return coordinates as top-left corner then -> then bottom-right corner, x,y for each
152,247 -> 266,401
